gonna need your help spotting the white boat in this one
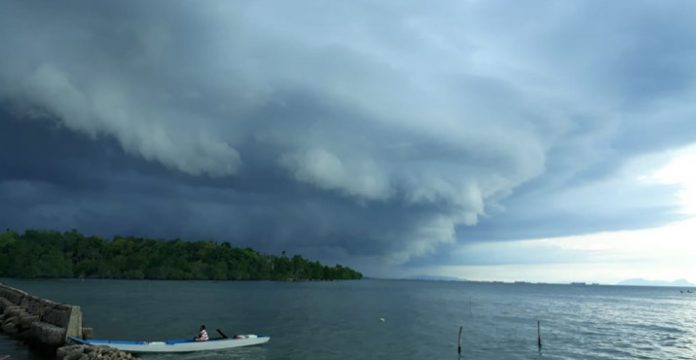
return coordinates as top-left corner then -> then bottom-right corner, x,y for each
68,334 -> 270,353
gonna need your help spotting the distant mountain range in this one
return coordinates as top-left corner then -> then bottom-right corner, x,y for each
407,274 -> 464,281
617,278 -> 694,287
386,276 -> 695,286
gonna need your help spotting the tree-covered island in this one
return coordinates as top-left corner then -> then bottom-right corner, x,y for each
0,230 -> 362,281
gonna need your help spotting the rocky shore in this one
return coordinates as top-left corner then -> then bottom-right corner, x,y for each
0,283 -> 81,348
0,282 -> 130,359
56,345 -> 134,360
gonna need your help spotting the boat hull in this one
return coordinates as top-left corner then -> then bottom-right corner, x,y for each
70,336 -> 270,353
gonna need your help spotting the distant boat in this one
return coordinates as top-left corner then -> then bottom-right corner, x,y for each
69,334 -> 270,353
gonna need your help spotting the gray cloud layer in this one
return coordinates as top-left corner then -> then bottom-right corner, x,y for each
1,1 -> 695,274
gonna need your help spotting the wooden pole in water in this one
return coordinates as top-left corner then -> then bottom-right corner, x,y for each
537,320 -> 542,351
458,326 -> 463,355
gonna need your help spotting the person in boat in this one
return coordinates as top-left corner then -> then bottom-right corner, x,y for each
194,325 -> 209,341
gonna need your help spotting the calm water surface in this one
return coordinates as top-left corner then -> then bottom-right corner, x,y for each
0,279 -> 695,359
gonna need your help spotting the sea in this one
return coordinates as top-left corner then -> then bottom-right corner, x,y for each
0,279 -> 694,359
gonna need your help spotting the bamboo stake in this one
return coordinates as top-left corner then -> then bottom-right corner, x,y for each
458,326 -> 463,355
537,320 -> 542,351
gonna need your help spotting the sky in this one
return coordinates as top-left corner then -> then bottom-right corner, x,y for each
1,1 -> 695,283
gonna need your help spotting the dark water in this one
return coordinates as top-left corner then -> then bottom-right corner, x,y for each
1,279 -> 695,359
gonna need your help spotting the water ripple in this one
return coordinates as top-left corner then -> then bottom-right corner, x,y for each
1,279 -> 695,360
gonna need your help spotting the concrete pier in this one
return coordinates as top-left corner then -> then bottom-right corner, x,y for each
0,282 -> 83,347
0,282 -> 130,359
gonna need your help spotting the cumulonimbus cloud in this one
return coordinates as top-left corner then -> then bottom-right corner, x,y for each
9,64 -> 241,178
1,0 -> 695,270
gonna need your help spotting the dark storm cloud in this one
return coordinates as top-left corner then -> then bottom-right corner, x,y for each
1,0 -> 696,273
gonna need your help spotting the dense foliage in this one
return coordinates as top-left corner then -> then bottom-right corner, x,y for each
0,230 -> 362,281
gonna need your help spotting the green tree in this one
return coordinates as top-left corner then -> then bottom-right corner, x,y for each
0,229 -> 362,281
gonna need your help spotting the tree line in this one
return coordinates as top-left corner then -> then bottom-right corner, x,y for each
0,230 -> 362,281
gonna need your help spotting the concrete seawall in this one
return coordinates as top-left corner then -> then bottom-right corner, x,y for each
0,282 -> 83,347
0,282 -> 135,359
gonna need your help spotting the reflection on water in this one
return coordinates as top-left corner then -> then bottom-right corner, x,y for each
1,279 -> 694,360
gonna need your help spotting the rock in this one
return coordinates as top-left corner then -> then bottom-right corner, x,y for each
57,345 -> 87,360
2,321 -> 17,334
58,344 -> 89,359
21,296 -> 49,318
43,306 -> 72,327
55,345 -> 135,360
65,352 -> 84,360
17,328 -> 33,339
0,297 -> 13,312
0,285 -> 27,305
18,313 -> 39,329
3,315 -> 18,326
32,321 -> 67,346
57,344 -> 80,358
4,305 -> 22,317
82,327 -> 94,339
